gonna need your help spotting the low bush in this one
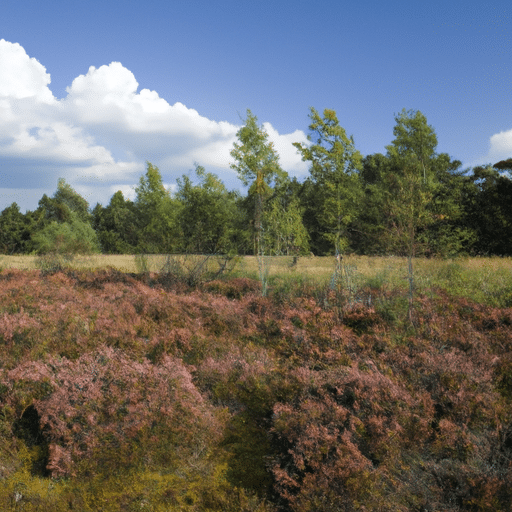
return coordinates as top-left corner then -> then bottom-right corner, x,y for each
0,268 -> 511,510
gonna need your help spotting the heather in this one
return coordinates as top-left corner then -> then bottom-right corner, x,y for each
1,268 -> 512,510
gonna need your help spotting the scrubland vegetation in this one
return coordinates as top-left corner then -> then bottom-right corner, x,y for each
0,255 -> 512,510
2,107 -> 512,509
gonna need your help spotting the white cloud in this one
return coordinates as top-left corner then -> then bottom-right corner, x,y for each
9,122 -> 115,162
0,40 -> 308,211
468,128 -> 512,169
488,129 -> 512,163
263,123 -> 309,175
109,184 -> 137,202
0,39 -> 54,103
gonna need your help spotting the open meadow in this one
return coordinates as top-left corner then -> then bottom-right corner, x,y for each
2,253 -> 512,307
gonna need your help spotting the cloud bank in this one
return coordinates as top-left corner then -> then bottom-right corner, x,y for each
0,39 -> 308,211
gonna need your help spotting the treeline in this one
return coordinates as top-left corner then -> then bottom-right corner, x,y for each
1,108 -> 512,257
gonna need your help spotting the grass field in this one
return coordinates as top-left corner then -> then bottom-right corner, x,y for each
2,253 -> 512,307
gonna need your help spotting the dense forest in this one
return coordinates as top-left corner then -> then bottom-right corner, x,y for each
1,108 -> 512,259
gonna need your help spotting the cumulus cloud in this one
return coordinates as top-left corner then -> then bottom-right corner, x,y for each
468,127 -> 512,169
263,123 -> 309,175
0,39 -> 308,211
487,129 -> 512,163
0,40 -> 54,102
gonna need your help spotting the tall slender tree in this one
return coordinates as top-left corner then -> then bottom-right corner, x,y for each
262,178 -> 310,256
294,108 -> 363,258
230,110 -> 286,257
384,109 -> 437,321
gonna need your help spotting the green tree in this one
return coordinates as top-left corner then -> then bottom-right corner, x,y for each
262,178 -> 309,256
92,191 -> 139,254
351,153 -> 393,255
176,165 -> 239,254
493,158 -> 512,172
32,210 -> 100,272
384,109 -> 438,319
53,178 -> 91,222
134,162 -> 182,253
0,203 -> 34,254
230,110 -> 286,257
31,179 -> 100,267
294,108 -> 363,259
388,109 -> 437,182
293,177 -> 327,255
421,154 -> 476,257
37,178 -> 91,224
355,149 -> 474,258
462,165 -> 512,255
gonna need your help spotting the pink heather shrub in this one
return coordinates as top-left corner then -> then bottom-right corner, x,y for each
0,270 -> 512,510
4,346 -> 218,477
270,364 -> 415,511
0,308 -> 39,345
203,277 -> 262,299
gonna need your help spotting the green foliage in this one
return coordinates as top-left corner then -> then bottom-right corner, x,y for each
387,109 -> 437,171
462,165 -> 512,255
32,211 -> 100,273
420,154 -> 476,257
382,109 -> 440,319
0,179 -> 98,258
4,110 -> 512,259
351,153 -> 391,255
37,178 -> 91,224
176,165 -> 239,254
135,162 -> 182,253
92,191 -> 139,254
53,178 -> 91,222
262,182 -> 309,256
383,109 -> 438,252
230,110 -> 286,192
493,157 -> 512,171
230,110 -> 287,258
32,211 -> 100,256
294,107 -> 363,255
27,179 -> 100,272
354,115 -> 472,259
0,203 -> 35,254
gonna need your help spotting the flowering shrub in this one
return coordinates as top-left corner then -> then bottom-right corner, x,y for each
0,268 -> 511,510
4,346 -> 217,478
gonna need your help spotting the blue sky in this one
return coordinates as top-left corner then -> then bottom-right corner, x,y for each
1,0 -> 511,212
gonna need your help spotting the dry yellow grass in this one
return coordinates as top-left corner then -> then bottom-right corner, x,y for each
1,253 -> 511,275
2,253 -> 511,292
